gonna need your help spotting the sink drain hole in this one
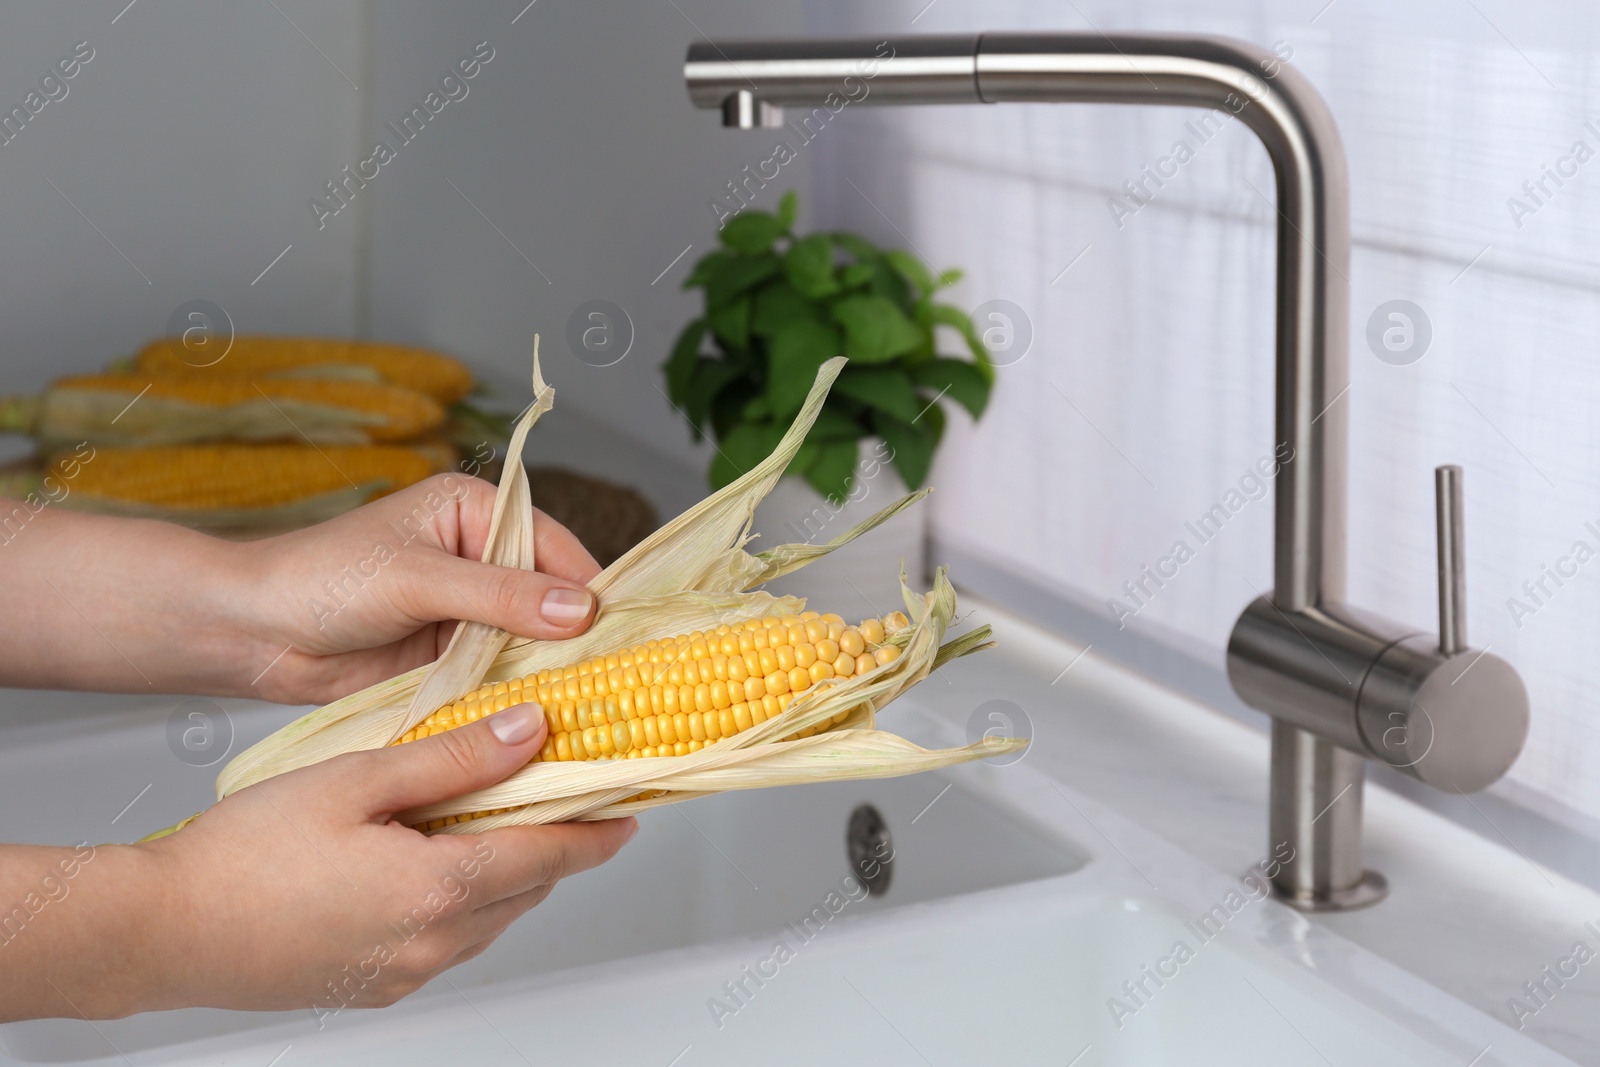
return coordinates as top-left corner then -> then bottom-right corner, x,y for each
847,803 -> 893,897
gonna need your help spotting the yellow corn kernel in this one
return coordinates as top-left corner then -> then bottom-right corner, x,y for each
393,611 -> 905,829
130,335 -> 474,405
51,443 -> 443,511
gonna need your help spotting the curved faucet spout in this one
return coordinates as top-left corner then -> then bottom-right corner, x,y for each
684,33 -> 1525,912
688,32 -> 1349,610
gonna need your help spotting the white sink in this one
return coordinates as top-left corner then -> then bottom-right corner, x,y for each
0,698 -> 1576,1066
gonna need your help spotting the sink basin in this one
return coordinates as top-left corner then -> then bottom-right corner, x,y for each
0,699 -> 1083,1063
0,696 -> 1576,1066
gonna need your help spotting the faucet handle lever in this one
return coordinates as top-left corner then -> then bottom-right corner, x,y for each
1435,465 -> 1466,656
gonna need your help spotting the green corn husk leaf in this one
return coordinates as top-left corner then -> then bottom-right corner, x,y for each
189,348 -> 1015,837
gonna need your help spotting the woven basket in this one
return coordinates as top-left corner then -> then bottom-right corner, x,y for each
525,466 -> 658,567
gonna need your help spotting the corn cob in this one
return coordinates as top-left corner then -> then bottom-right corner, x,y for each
395,609 -> 911,830
50,443 -> 440,510
128,337 -> 475,405
2,375 -> 445,447
140,352 -> 1018,845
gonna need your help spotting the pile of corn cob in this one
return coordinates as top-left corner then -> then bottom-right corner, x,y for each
147,353 -> 1020,838
0,337 -> 489,532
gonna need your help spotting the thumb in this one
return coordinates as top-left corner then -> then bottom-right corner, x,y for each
344,704 -> 548,816
419,555 -> 597,641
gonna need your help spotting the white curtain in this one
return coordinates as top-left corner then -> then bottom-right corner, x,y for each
806,0 -> 1600,827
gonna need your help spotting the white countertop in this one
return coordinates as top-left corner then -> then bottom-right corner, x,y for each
1,406 -> 1595,1063
912,600 -> 1600,1064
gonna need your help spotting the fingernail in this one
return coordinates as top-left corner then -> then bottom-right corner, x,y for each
623,818 -> 640,843
489,705 -> 541,745
540,587 -> 593,624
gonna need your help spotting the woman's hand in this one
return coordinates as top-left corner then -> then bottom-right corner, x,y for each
0,473 -> 603,702
0,705 -> 638,1021
236,473 -> 603,705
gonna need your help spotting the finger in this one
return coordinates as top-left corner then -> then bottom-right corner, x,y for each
431,884 -> 551,975
437,934 -> 500,974
531,511 -> 602,584
452,478 -> 602,583
403,543 -> 598,643
415,553 -> 597,641
415,887 -> 555,985
466,882 -> 554,938
461,817 -> 639,903
328,704 -> 548,815
254,626 -> 446,706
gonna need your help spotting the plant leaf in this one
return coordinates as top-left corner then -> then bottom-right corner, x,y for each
707,296 -> 751,350
776,189 -> 799,231
683,250 -> 730,289
751,281 -> 821,338
809,403 -> 865,440
874,411 -> 938,489
839,262 -> 874,288
709,420 -> 779,490
830,295 -> 922,364
831,232 -> 881,260
664,319 -> 706,408
866,258 -> 913,308
929,302 -> 996,385
685,359 -> 747,440
706,253 -> 782,308
767,319 -> 841,421
919,395 -> 946,447
787,436 -> 821,479
784,233 -> 839,299
935,268 -> 963,288
832,366 -> 923,424
803,438 -> 860,501
796,438 -> 857,502
711,375 -> 760,441
884,250 -> 934,296
910,357 -> 990,419
719,210 -> 787,253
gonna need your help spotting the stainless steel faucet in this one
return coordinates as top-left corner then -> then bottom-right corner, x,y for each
684,33 -> 1530,911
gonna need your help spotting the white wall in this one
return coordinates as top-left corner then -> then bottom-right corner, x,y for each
0,0 -> 802,478
0,0 -> 365,416
805,0 -> 1600,831
362,0 -> 813,475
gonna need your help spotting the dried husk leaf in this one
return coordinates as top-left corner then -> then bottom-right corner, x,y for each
32,389 -> 390,448
217,355 -> 856,795
404,341 -> 549,722
201,352 -> 1021,834
401,567 -> 985,830
423,733 -> 1026,830
61,484 -> 387,531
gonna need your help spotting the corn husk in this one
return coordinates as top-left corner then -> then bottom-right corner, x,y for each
182,347 -> 1018,836
0,378 -> 444,450
0,471 -> 388,533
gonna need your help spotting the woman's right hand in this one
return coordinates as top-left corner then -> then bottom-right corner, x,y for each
0,704 -> 637,1021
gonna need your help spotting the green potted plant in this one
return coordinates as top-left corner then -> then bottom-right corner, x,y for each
663,190 -> 993,503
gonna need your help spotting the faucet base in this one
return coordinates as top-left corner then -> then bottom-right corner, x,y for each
1268,724 -> 1384,909
1272,869 -> 1388,912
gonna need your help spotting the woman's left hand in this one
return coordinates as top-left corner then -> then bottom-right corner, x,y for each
235,473 -> 602,705
0,472 -> 600,702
